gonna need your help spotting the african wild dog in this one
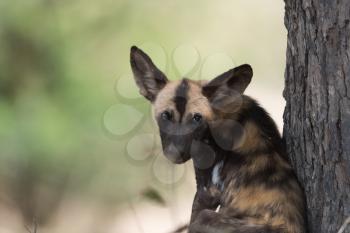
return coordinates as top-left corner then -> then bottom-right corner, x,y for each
130,46 -> 306,233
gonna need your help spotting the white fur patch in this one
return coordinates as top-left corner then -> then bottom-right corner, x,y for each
212,160 -> 224,188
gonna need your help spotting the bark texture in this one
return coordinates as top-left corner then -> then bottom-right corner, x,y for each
283,0 -> 350,232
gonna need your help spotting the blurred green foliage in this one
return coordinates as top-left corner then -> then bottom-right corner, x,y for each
0,0 -> 141,224
0,0 -> 286,227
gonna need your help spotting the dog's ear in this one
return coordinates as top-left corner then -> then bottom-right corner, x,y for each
130,46 -> 168,102
202,64 -> 252,100
202,64 -> 252,113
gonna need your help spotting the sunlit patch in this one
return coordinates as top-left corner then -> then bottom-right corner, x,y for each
151,152 -> 186,185
103,104 -> 143,136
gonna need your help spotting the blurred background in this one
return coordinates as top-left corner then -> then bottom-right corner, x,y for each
0,0 -> 286,232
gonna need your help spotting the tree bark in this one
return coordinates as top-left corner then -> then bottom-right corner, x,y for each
283,0 -> 350,233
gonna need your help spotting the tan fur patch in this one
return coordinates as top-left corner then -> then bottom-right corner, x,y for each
229,186 -> 286,219
153,80 -> 213,121
246,154 -> 271,174
225,184 -> 303,233
235,121 -> 267,154
153,80 -> 180,120
185,81 -> 213,120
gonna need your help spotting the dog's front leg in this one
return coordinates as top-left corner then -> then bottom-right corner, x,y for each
190,167 -> 220,224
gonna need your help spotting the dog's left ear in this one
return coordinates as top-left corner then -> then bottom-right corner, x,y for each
202,64 -> 253,101
203,65 -> 252,148
130,46 -> 168,102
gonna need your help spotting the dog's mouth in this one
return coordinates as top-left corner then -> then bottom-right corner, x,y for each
164,152 -> 189,164
163,144 -> 190,164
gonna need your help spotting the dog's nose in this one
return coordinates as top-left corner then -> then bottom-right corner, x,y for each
169,139 -> 186,154
164,142 -> 186,163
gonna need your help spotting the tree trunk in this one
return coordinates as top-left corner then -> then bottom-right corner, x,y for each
283,1 -> 350,233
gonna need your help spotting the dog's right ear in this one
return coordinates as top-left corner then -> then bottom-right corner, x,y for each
130,46 -> 168,102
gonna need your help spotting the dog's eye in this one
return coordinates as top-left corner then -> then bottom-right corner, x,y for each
192,113 -> 202,123
161,111 -> 172,121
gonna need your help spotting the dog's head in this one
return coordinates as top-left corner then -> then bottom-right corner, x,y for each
130,46 -> 252,166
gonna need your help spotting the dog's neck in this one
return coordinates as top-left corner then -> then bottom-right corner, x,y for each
193,152 -> 226,189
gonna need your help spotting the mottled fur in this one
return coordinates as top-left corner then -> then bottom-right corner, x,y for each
130,46 -> 306,233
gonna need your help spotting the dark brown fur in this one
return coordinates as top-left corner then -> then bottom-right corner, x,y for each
188,97 -> 306,233
130,46 -> 306,233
